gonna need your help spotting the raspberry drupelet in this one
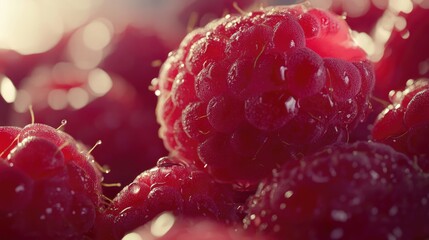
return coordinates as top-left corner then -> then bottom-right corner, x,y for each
243,141 -> 429,240
154,3 -> 374,190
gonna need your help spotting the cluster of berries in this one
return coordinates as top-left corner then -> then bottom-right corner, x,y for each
1,1 -> 428,240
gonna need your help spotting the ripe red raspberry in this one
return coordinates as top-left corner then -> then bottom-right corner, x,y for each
9,63 -> 167,198
97,157 -> 241,240
123,212 -> 270,240
374,3 -> 429,99
372,79 -> 429,172
0,123 -> 104,239
243,141 -> 429,239
154,4 -> 374,189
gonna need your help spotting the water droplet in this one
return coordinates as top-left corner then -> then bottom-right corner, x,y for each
284,191 -> 294,199
127,183 -> 140,195
271,215 -> 278,222
15,184 -> 25,193
331,210 -> 348,222
45,208 -> 52,214
389,206 -> 398,216
81,208 -> 88,215
370,171 -> 379,179
284,96 -> 297,114
280,66 -> 287,81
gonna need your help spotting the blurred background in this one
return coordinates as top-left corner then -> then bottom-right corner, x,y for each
0,0 -> 426,197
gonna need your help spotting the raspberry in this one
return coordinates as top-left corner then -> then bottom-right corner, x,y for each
9,62 -> 167,198
98,157 -> 241,240
374,3 -> 429,99
372,79 -> 429,172
154,4 -> 374,189
0,123 -> 104,239
123,212 -> 269,240
243,141 -> 429,239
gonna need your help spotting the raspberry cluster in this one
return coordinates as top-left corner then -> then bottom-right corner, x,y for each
1,1 -> 429,240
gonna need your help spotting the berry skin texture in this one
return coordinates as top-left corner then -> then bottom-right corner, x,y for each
154,3 -> 374,189
372,79 -> 429,172
97,157 -> 241,240
0,124 -> 103,239
123,212 -> 270,240
243,141 -> 429,240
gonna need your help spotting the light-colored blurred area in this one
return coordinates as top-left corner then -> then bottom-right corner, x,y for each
0,0 -> 428,117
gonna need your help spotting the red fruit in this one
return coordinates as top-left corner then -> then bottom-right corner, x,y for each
154,4 -> 374,189
372,79 -> 429,171
98,157 -> 241,240
0,123 -> 103,239
243,141 -> 429,239
124,212 -> 270,240
374,3 -> 429,99
9,63 -> 167,198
